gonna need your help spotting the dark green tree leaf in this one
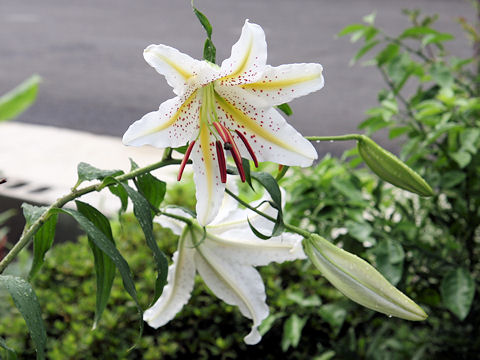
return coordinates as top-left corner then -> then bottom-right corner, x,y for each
441,268 -> 475,320
75,201 -> 116,329
281,314 -> 307,351
0,275 -> 46,360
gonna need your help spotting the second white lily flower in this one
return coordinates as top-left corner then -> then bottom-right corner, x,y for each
144,195 -> 305,345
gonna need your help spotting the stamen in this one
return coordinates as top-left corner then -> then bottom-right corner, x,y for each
212,122 -> 228,143
235,130 -> 258,167
223,132 -> 246,183
177,140 -> 196,181
215,141 -> 227,183
0,178 -> 6,185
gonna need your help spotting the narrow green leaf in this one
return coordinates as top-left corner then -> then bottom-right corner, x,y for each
29,214 -> 58,280
351,40 -> 380,64
21,203 -> 47,225
0,75 -> 41,122
0,336 -> 18,359
281,314 -> 307,351
109,184 -> 129,213
0,275 -> 46,360
134,171 -> 167,216
337,24 -> 367,37
53,208 -> 143,335
399,26 -> 439,39
441,268 -> 475,320
203,38 -> 216,64
250,172 -> 282,209
121,183 -> 168,302
192,6 -> 212,38
375,44 -> 400,66
76,162 -> 123,186
241,158 -> 253,190
276,103 -> 293,116
75,201 -> 116,329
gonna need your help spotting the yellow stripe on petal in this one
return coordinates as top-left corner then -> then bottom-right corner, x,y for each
199,121 -> 214,198
146,49 -> 193,80
215,94 -> 299,154
242,73 -> 322,90
145,91 -> 198,136
223,38 -> 253,80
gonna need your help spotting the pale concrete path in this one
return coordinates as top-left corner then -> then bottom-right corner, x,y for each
0,122 -> 177,213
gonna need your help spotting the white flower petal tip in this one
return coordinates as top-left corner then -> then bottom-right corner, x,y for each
304,234 -> 428,321
244,327 -> 262,345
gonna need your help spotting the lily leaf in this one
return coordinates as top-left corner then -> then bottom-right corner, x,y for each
121,183 -> 168,302
0,275 -> 46,360
75,201 -> 116,329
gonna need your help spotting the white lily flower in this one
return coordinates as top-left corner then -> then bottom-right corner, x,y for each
123,20 -> 324,225
143,197 -> 306,345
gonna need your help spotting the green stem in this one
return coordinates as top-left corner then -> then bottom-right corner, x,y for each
225,189 -> 311,238
0,158 -> 183,274
306,134 -> 362,142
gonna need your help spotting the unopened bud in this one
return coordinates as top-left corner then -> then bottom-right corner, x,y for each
304,234 -> 427,321
357,136 -> 434,197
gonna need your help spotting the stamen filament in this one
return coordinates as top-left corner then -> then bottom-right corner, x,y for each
235,130 -> 258,167
215,141 -> 227,183
220,126 -> 245,182
177,140 -> 196,181
213,122 -> 228,143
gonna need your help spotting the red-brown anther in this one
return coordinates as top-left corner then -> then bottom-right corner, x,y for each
235,130 -> 259,168
177,140 -> 196,181
215,141 -> 227,183
222,130 -> 246,183
0,178 -> 6,185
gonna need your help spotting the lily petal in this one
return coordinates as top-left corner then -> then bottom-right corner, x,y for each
122,92 -> 201,148
207,231 -> 306,266
144,231 -> 196,327
155,207 -> 192,236
144,44 -> 216,96
214,94 -> 317,166
190,122 -> 226,226
219,20 -> 267,86
236,63 -> 324,107
194,240 -> 269,345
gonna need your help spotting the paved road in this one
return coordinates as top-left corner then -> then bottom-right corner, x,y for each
0,0 -> 475,155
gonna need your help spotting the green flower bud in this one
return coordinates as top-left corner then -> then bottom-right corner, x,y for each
304,234 -> 427,321
357,135 -> 434,197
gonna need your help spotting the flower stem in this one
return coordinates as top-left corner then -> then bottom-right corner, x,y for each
0,158 -> 183,274
306,134 -> 362,142
225,189 -> 310,238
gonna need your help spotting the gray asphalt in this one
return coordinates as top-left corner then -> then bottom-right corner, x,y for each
0,0 -> 475,155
